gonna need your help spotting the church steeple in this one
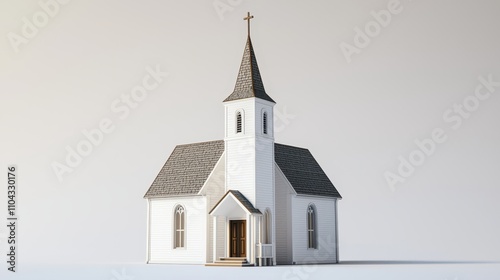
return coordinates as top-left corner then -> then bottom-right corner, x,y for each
223,13 -> 276,210
224,13 -> 275,103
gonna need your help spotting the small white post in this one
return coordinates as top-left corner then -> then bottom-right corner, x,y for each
146,199 -> 150,263
213,216 -> 217,263
335,199 -> 340,264
247,213 -> 252,265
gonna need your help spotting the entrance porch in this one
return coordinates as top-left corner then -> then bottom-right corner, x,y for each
207,190 -> 274,266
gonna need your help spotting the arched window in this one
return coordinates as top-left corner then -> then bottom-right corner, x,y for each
262,112 -> 268,135
263,209 -> 272,244
236,111 -> 242,134
307,204 -> 317,249
174,205 -> 185,248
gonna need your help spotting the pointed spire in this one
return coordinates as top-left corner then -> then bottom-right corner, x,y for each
223,13 -> 275,103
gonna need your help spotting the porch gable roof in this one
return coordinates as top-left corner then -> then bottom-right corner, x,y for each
209,190 -> 262,216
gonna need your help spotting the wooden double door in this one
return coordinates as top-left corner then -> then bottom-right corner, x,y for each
230,220 -> 246,257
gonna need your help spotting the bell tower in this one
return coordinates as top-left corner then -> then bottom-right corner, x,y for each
223,13 -> 276,213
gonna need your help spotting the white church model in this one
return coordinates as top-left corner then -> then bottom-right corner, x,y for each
144,13 -> 342,266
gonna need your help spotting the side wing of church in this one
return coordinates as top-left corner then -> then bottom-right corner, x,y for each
143,15 -> 342,266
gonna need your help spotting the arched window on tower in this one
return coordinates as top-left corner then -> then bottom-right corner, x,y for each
174,205 -> 185,248
307,204 -> 317,249
236,111 -> 242,134
263,111 -> 268,135
263,209 -> 272,244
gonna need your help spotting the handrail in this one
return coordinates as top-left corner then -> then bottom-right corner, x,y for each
256,243 -> 273,258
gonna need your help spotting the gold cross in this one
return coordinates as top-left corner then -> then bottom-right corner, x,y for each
243,12 -> 254,36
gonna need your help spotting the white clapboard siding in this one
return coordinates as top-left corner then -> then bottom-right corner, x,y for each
254,133 -> 275,255
215,217 -> 226,260
148,197 -> 207,264
255,138 -> 276,263
225,98 -> 277,263
254,98 -> 274,138
225,98 -> 256,137
224,98 -> 275,209
291,196 -> 338,264
225,138 -> 256,204
255,137 -> 275,212
200,155 -> 226,263
274,164 -> 294,265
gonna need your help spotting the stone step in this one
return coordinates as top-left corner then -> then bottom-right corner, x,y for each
205,257 -> 252,267
205,262 -> 252,267
219,257 -> 247,261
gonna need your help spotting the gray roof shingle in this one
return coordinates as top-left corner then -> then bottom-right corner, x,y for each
143,140 -> 224,198
223,37 -> 275,103
144,141 -> 341,199
275,143 -> 342,198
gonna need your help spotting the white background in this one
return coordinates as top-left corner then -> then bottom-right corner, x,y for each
1,0 -> 499,279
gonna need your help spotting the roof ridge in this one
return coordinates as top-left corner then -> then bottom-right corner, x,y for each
175,139 -> 224,148
274,142 -> 310,151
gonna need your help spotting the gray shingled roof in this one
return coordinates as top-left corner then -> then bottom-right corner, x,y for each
144,141 -> 341,199
209,190 -> 262,215
143,140 -> 224,198
223,37 -> 275,103
275,143 -> 342,198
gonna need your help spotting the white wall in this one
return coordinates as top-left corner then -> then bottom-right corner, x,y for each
148,196 -> 207,264
224,138 -> 256,203
214,217 -> 226,261
224,98 -> 256,138
274,165 -> 294,265
199,155 -> 226,263
254,99 -> 276,218
254,98 -> 274,138
224,97 -> 277,263
224,98 -> 255,205
224,98 -> 275,208
291,196 -> 338,264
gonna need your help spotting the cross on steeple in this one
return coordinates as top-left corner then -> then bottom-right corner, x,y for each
244,12 -> 254,37
224,12 -> 275,103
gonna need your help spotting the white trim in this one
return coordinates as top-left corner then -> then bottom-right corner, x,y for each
173,204 -> 187,249
274,163 -> 297,195
225,105 -> 228,138
212,216 -> 217,263
235,109 -> 245,135
254,97 -> 276,107
261,109 -> 268,135
247,213 -> 252,263
335,198 -> 339,263
306,203 -> 318,249
223,97 -> 276,107
271,143 -> 277,265
226,217 -> 230,258
295,194 -> 340,200
197,152 -> 225,195
263,208 -> 272,244
149,194 -> 204,200
146,199 -> 151,263
210,192 -> 263,216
